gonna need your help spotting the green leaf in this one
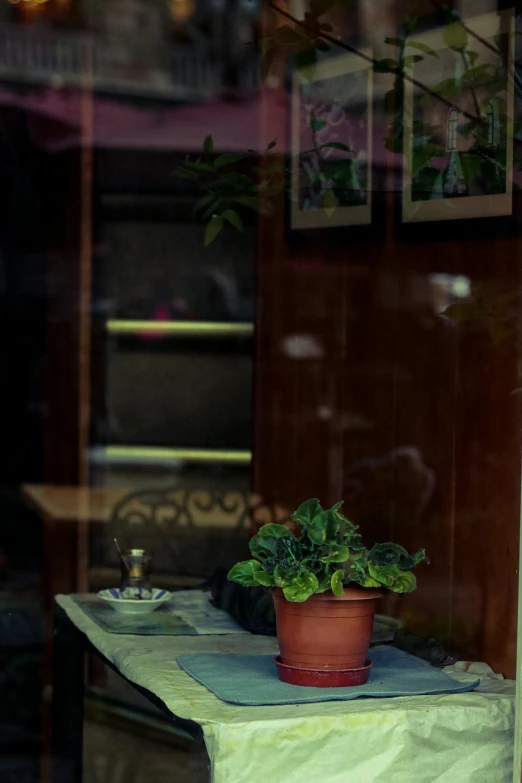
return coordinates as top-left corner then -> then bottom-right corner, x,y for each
320,141 -> 352,152
369,542 -> 410,567
307,513 -> 327,545
391,571 -> 417,593
254,571 -> 276,587
362,576 -> 381,588
249,523 -> 293,560
330,569 -> 344,596
311,116 -> 327,132
368,562 -> 398,588
407,40 -> 439,57
203,135 -> 214,155
321,507 -> 340,541
228,560 -> 262,586
282,573 -> 319,603
385,36 -> 404,47
373,58 -> 398,74
443,21 -> 468,51
214,153 -> 245,168
321,545 -> 350,564
204,215 -> 224,246
331,501 -> 360,539
403,54 -> 424,67
412,548 -> 429,566
223,209 -> 244,232
291,498 -> 322,527
257,523 -> 294,539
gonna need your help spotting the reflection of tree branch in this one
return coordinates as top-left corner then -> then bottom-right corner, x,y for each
428,0 -> 501,57
268,1 -> 484,126
460,50 -> 481,119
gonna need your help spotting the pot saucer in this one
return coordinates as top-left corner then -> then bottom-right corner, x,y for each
274,657 -> 373,688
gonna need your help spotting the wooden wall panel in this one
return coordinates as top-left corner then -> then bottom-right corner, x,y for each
253,91 -> 521,679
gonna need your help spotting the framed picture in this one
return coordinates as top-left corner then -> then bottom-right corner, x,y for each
400,9 -> 515,237
289,49 -> 381,238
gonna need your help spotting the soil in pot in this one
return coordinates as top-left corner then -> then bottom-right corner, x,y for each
273,587 -> 382,673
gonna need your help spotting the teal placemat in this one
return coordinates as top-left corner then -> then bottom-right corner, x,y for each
71,594 -> 198,635
177,647 -> 479,705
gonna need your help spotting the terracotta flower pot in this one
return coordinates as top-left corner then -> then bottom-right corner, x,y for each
273,587 -> 383,672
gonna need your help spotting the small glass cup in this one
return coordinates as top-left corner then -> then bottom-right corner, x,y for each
119,548 -> 152,599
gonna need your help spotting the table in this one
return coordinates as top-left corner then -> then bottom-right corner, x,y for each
53,594 -> 516,783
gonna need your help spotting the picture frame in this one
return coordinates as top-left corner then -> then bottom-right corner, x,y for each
288,48 -> 384,240
398,9 -> 515,239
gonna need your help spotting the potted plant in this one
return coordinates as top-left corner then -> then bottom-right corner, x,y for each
228,498 -> 428,687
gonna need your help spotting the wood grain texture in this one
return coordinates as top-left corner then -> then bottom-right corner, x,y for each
252,29 -> 521,675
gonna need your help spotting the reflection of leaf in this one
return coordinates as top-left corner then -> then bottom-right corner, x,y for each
311,116 -> 327,132
320,141 -> 352,152
233,195 -> 259,210
214,153 -> 245,168
202,197 -> 222,220
404,15 -> 418,36
429,77 -> 462,100
407,40 -> 439,57
193,193 -> 216,215
462,64 -> 497,86
260,46 -> 276,80
223,209 -> 243,232
412,165 -> 441,196
274,25 -> 304,45
203,135 -> 214,154
489,320 -> 514,345
385,36 -> 404,47
373,58 -> 398,73
443,21 -> 468,51
319,188 -> 338,216
204,215 -> 225,246
403,54 -> 424,67
294,47 -> 318,71
459,153 -> 481,184
411,144 -> 444,176
384,90 -> 395,112
310,0 -> 335,15
384,135 -> 403,153
442,302 -> 482,321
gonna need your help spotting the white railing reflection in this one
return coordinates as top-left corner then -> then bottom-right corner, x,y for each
0,24 -> 256,99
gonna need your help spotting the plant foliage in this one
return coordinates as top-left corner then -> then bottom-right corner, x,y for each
228,498 -> 428,602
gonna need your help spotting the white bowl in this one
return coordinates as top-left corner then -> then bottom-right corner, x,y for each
98,588 -> 171,615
